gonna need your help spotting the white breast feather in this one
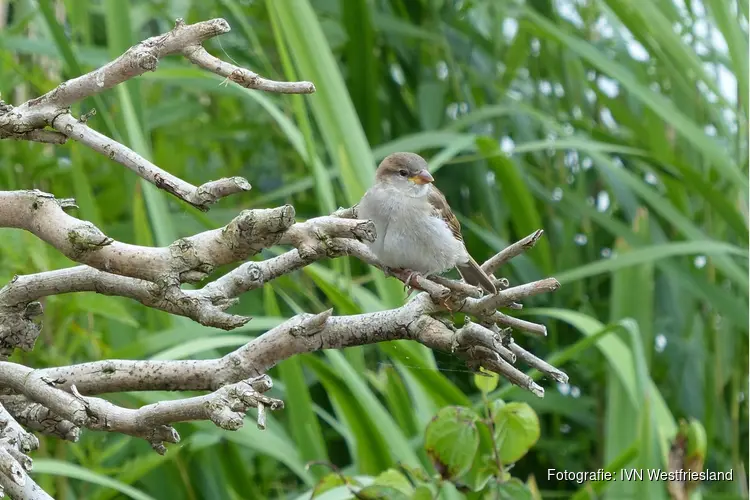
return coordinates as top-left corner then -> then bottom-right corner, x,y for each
358,186 -> 468,275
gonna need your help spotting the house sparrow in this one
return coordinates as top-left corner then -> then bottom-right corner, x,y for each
357,152 -> 497,295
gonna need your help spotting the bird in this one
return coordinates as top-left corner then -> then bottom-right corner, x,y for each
357,152 -> 497,295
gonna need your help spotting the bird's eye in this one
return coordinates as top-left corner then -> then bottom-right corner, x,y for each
398,169 -> 408,177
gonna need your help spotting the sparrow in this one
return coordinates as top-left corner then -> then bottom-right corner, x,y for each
357,152 -> 497,295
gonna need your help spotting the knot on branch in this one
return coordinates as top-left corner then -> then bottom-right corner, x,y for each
0,396 -> 79,442
222,205 -> 296,257
170,238 -> 214,283
206,377 -> 284,431
281,217 -> 377,259
67,222 -> 113,256
244,263 -> 262,283
0,302 -> 43,357
146,427 -> 181,456
289,309 -> 332,338
135,50 -> 159,72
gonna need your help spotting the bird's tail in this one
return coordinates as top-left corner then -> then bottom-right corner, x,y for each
457,257 -> 497,295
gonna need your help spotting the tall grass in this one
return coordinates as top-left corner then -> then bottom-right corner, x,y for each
0,0 -> 746,498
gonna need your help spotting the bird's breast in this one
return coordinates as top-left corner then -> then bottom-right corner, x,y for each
358,188 -> 466,274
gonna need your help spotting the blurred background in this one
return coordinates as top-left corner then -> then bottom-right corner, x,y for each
0,0 -> 748,498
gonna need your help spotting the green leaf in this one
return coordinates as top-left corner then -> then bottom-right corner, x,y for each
370,469 -> 414,496
411,485 -> 435,500
303,355 -> 393,474
523,6 -> 747,191
555,241 -> 747,285
323,350 -> 422,468
357,485 -> 411,500
149,335 -> 252,360
74,295 -> 139,327
32,459 -> 156,500
684,418 -> 708,462
382,365 -> 419,436
474,368 -> 499,395
269,0 -> 374,206
496,478 -> 534,500
494,402 -> 541,464
309,474 -> 348,498
477,136 -> 553,275
424,406 -> 480,480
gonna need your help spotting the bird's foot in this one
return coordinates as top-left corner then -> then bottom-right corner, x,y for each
439,296 -> 455,313
391,268 -> 425,292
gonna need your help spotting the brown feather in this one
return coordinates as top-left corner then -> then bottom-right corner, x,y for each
426,185 -> 464,242
457,259 -> 497,295
427,185 -> 496,294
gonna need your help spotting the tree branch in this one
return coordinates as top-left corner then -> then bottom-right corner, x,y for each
0,199 -> 380,353
0,395 -> 79,442
481,229 -> 545,276
0,362 -> 283,453
0,403 -> 51,500
0,18 -> 314,210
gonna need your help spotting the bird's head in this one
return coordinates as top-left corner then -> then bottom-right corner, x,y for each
375,152 -> 434,197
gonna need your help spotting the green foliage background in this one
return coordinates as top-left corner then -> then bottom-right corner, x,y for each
0,0 -> 747,498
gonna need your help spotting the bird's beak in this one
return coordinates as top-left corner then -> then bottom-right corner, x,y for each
409,169 -> 434,185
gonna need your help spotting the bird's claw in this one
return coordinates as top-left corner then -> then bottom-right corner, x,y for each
439,297 -> 455,313
391,268 -> 424,292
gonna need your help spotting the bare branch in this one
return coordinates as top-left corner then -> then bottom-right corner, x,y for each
481,229 -> 544,276
182,44 -> 315,94
0,472 -> 54,500
0,206 -> 381,341
493,311 -> 548,337
5,18 -> 313,129
465,278 -> 561,312
429,275 -> 483,299
1,280 -> 565,399
0,18 -> 314,209
0,404 -> 38,454
0,191 -> 295,283
508,341 -> 569,384
0,128 -> 67,144
0,364 -> 283,453
331,206 -> 358,219
51,113 -> 253,210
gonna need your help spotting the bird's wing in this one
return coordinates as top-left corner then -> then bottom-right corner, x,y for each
426,185 -> 464,242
